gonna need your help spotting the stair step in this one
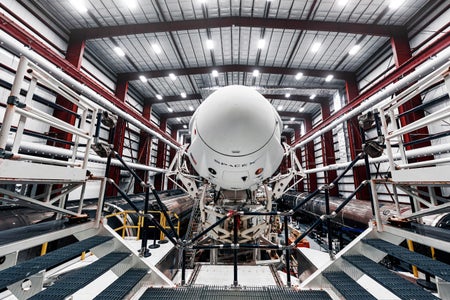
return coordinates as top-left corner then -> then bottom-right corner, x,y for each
93,268 -> 148,300
29,252 -> 129,300
343,255 -> 439,300
363,238 -> 450,282
0,235 -> 112,289
139,286 -> 332,299
323,271 -> 376,300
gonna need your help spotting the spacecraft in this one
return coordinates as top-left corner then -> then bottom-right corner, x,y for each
167,85 -> 304,243
188,85 -> 285,191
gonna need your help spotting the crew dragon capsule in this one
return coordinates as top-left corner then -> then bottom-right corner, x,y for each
188,85 -> 284,191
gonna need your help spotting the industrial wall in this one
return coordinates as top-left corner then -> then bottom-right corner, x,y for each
1,1 -> 449,204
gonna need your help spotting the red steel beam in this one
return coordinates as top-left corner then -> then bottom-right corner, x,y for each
150,93 -> 330,105
0,12 -> 180,148
162,110 -> 312,120
295,31 -> 450,146
118,65 -> 354,82
154,118 -> 168,190
293,124 -> 304,193
71,17 -> 405,40
263,94 -> 329,104
135,103 -> 153,193
320,103 -> 338,196
106,79 -> 129,197
304,117 -> 317,192
147,93 -> 202,104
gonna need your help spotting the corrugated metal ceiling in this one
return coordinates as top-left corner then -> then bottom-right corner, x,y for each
22,0 -> 432,130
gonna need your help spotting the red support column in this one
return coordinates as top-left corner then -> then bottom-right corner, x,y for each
304,117 -> 317,192
105,79 -> 128,196
345,76 -> 370,200
280,133 -> 291,174
135,103 -> 152,193
167,128 -> 178,190
49,37 -> 85,148
320,102 -> 338,196
391,33 -> 430,148
154,118 -> 168,191
293,124 -> 304,192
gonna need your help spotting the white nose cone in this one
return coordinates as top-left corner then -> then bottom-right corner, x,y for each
196,85 -> 277,156
188,85 -> 284,190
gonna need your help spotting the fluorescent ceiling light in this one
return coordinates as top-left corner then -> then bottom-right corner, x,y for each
285,93 -> 291,98
70,0 -> 88,13
156,94 -> 163,100
349,45 -> 361,55
114,47 -> 125,57
168,107 -> 173,112
338,0 -> 348,5
295,72 -> 303,80
125,0 -> 137,9
189,105 -> 194,111
290,117 -> 295,121
277,105 -> 283,111
139,75 -> 147,83
309,94 -> 316,100
299,107 -> 305,112
181,92 -> 187,98
212,70 -> 219,77
177,117 -> 181,122
258,39 -> 266,49
325,75 -> 334,82
206,39 -> 214,49
389,0 -> 405,10
169,73 -> 177,81
252,69 -> 260,77
183,124 -> 188,129
311,42 -> 321,53
151,43 -> 162,54
284,125 -> 288,129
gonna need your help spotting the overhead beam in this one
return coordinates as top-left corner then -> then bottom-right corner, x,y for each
162,110 -> 311,120
150,93 -> 330,105
119,64 -> 353,82
147,93 -> 202,104
0,13 -> 180,148
263,94 -> 329,104
71,17 -> 405,40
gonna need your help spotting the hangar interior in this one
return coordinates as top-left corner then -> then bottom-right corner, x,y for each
0,0 -> 449,299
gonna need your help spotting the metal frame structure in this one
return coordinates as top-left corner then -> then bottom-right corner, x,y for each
0,56 -> 103,219
370,58 -> 450,229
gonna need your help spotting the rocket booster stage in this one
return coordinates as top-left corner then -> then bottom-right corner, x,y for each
188,85 -> 284,191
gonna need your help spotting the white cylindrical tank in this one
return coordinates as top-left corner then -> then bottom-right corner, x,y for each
188,85 -> 284,190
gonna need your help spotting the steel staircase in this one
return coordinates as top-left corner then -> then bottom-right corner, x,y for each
300,223 -> 450,299
0,221 -> 174,300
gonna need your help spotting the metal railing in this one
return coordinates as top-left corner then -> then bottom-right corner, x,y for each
371,59 -> 450,225
105,209 -> 180,240
0,55 -> 106,223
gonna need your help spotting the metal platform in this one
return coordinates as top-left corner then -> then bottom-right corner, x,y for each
93,268 -> 148,300
139,286 -> 332,300
0,219 -> 84,246
0,235 -> 112,289
29,252 -> 130,300
363,239 -> 450,282
323,271 -> 377,300
343,255 -> 439,300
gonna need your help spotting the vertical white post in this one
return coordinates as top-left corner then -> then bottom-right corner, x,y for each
370,180 -> 383,232
0,56 -> 28,149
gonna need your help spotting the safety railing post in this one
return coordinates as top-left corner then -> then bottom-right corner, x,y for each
233,214 -> 238,287
325,188 -> 333,259
284,215 -> 291,287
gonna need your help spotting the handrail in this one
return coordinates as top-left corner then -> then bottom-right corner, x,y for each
105,210 -> 180,240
